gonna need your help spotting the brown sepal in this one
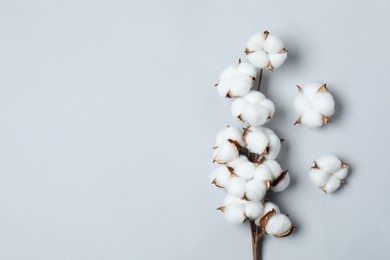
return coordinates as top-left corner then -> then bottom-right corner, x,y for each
323,116 -> 331,125
271,170 -> 288,187
294,117 -> 302,125
275,224 -> 296,238
216,206 -> 225,212
259,209 -> 276,229
317,84 -> 328,92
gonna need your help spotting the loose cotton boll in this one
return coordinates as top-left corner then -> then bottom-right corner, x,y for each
265,214 -> 294,237
244,126 -> 281,159
227,176 -> 247,198
245,201 -> 264,220
310,155 -> 350,193
245,30 -> 288,70
294,83 -> 335,128
211,165 -> 232,188
245,179 -> 267,202
216,61 -> 256,98
263,202 -> 280,216
263,160 -> 282,179
231,91 -> 275,126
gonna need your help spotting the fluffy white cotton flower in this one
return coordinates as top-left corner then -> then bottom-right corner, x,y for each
294,83 -> 335,128
245,31 -> 288,70
213,126 -> 244,164
216,60 -> 257,98
211,165 -> 232,188
231,91 -> 275,126
243,126 -> 281,159
309,155 -> 349,193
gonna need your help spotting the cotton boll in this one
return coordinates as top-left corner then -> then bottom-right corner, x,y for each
266,133 -> 281,159
259,99 -> 275,117
228,156 -> 248,169
233,160 -> 256,180
262,35 -> 284,53
265,214 -> 292,236
309,168 -> 330,187
269,52 -> 287,69
294,83 -> 336,128
223,204 -> 246,224
245,179 -> 267,202
212,166 -> 231,188
245,202 -> 264,220
312,92 -> 335,117
227,177 -> 247,198
253,164 -> 273,181
242,103 -> 269,126
333,167 -> 348,180
247,51 -> 269,69
263,160 -> 282,179
214,141 -> 239,164
300,109 -> 323,128
271,172 -> 290,192
322,175 -> 341,193
263,202 -> 280,216
244,91 -> 265,103
316,155 -> 341,173
244,129 -> 269,154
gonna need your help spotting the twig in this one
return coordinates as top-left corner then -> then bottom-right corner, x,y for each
257,69 -> 263,91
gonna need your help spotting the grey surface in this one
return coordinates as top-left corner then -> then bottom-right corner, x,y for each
0,0 -> 389,259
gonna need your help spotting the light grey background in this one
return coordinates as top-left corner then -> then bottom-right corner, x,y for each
0,0 -> 389,259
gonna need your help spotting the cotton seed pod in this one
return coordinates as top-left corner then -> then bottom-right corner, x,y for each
213,126 -> 244,164
211,165 -> 231,188
309,155 -> 349,193
253,159 -> 289,192
245,31 -> 287,70
294,83 -> 335,128
254,201 -> 280,226
231,91 -> 275,126
263,212 -> 295,237
216,60 -> 257,98
243,126 -> 281,159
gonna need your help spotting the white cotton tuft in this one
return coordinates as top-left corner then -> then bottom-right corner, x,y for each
247,51 -> 269,69
265,214 -> 292,236
212,165 -> 231,188
262,35 -> 284,53
213,141 -> 239,164
245,31 -> 287,69
268,52 -> 287,69
323,175 -> 342,193
263,160 -> 282,179
227,156 -> 248,169
309,168 -> 330,187
245,179 -> 267,202
227,177 -> 247,198
316,155 -> 341,173
309,155 -> 349,193
233,160 -> 256,180
263,202 -> 280,216
223,204 -> 246,224
253,163 -> 273,181
231,91 -> 274,126
216,126 -> 244,146
294,83 -> 335,128
300,109 -> 323,128
244,127 -> 281,159
216,62 -> 256,98
271,172 -> 290,192
245,202 -> 264,220
224,195 -> 245,206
